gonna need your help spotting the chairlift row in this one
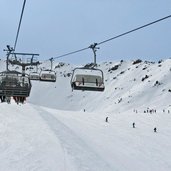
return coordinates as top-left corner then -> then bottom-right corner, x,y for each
29,70 -> 56,82
30,44 -> 105,91
0,64 -> 105,96
0,65 -> 105,103
29,67 -> 105,91
29,43 -> 105,91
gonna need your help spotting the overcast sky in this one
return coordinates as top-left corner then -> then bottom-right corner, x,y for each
0,0 -> 171,64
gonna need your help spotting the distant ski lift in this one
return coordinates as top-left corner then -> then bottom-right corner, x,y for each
29,72 -> 40,81
0,70 -> 31,97
39,70 -> 56,82
71,67 -> 105,91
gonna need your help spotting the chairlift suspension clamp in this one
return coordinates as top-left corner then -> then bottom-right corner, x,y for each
3,45 -> 15,71
49,57 -> 54,70
89,43 -> 100,67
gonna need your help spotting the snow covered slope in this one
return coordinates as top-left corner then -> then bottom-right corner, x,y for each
0,101 -> 171,171
0,59 -> 171,171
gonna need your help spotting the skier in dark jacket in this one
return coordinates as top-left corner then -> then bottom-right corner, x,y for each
133,122 -> 135,128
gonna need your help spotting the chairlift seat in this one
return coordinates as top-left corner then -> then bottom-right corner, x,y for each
29,72 -> 40,80
71,67 -> 105,92
0,70 -> 31,97
40,70 -> 56,82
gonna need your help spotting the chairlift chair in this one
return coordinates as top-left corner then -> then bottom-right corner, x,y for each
29,72 -> 40,80
0,70 -> 31,97
39,70 -> 56,82
71,67 -> 105,91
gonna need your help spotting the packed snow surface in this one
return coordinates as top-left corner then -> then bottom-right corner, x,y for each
1,102 -> 171,171
0,59 -> 171,170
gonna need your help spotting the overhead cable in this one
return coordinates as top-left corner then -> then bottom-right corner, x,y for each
52,14 -> 171,60
98,14 -> 171,45
53,47 -> 89,60
14,0 -> 27,51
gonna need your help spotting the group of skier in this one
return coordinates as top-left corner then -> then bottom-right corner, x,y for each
105,117 -> 157,133
132,122 -> 157,132
134,108 -> 170,114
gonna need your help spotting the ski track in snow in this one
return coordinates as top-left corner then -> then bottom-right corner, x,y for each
34,106 -> 114,171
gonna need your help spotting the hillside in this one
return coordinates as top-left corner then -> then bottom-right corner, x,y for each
27,59 -> 171,113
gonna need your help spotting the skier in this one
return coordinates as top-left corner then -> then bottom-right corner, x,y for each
154,127 -> 157,133
105,117 -> 108,123
133,122 -> 135,128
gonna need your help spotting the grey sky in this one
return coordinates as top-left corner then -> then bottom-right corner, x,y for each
0,0 -> 171,64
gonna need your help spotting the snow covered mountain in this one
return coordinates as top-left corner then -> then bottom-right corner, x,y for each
28,59 -> 171,113
0,58 -> 171,171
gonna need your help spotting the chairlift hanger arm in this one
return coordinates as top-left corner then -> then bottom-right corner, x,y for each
8,59 -> 40,66
89,43 -> 100,67
10,52 -> 40,66
10,52 -> 39,56
3,45 -> 15,71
